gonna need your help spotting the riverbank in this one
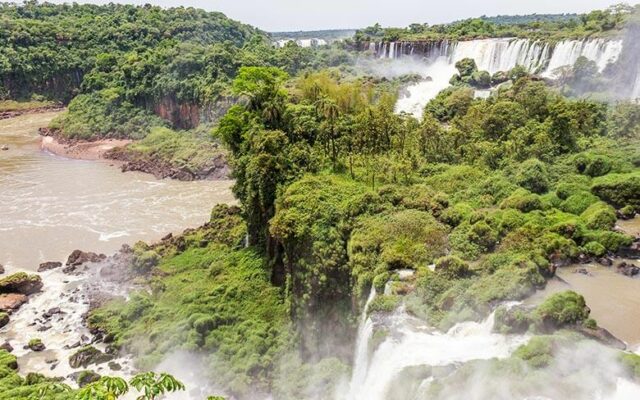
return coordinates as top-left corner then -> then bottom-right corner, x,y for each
40,133 -> 131,161
0,100 -> 64,120
39,126 -> 230,181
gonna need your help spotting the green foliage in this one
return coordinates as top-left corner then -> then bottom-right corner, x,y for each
534,291 -> 590,331
591,172 -> 640,208
88,208 -> 285,396
368,295 -> 401,315
580,201 -> 617,230
130,372 -> 185,400
110,127 -> 227,178
583,241 -> 607,257
516,158 -> 549,194
349,209 -> 448,276
52,92 -> 168,140
356,6 -> 627,42
434,256 -> 470,279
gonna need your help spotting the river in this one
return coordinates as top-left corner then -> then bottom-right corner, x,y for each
0,111 -> 235,387
0,112 -> 235,271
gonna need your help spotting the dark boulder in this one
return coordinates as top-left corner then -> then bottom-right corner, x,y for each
37,262 -> 62,272
494,306 -> 533,334
616,262 -> 640,277
574,268 -> 592,276
598,257 -> 613,267
0,312 -> 8,328
69,346 -> 113,369
576,325 -> 627,350
69,370 -> 101,387
66,250 -> 106,268
0,342 -> 13,353
618,240 -> 640,259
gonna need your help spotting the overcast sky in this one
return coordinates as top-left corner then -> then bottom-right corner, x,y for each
45,0 -> 632,31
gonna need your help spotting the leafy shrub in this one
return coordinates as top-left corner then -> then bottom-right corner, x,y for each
434,256 -> 470,280
516,158 -> 549,194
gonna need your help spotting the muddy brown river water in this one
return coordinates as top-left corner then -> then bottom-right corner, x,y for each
0,112 -> 235,271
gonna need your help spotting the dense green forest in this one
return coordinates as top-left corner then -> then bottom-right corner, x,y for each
355,4 -> 634,42
1,2 -> 640,400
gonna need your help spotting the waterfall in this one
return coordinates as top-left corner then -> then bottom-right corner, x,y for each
342,307 -> 529,400
384,37 -> 626,117
450,38 -> 549,74
632,71 -> 640,100
543,38 -> 623,78
341,302 -> 640,400
347,287 -> 377,396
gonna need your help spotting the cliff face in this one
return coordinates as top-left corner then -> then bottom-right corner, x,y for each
151,95 -> 236,130
1,69 -> 84,103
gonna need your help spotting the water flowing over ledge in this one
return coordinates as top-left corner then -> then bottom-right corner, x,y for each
362,37 -> 630,117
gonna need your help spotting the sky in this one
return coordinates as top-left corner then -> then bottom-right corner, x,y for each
45,0 -> 632,31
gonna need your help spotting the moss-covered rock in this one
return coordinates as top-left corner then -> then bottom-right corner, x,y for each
0,272 -> 43,295
516,158 -> 549,194
68,346 -> 112,369
560,191 -> 600,215
533,291 -> 590,332
591,172 -> 640,208
583,241 -> 607,257
74,370 -> 101,387
500,189 -> 544,213
493,305 -> 532,334
581,202 -> 617,230
434,256 -> 470,280
27,338 -> 45,352
368,295 -> 401,315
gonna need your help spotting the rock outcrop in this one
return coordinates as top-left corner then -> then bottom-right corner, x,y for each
37,261 -> 62,272
0,272 -> 43,295
0,293 -> 28,312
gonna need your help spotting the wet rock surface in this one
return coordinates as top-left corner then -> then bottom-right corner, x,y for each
0,293 -> 28,312
0,312 -> 9,328
38,261 -> 62,272
65,250 -> 107,269
69,370 -> 101,387
69,345 -> 113,369
616,261 -> 640,277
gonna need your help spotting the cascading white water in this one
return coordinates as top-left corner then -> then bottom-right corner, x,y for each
341,302 -> 640,400
347,288 -> 377,397
388,37 -> 625,117
450,39 -> 550,74
543,39 -> 623,78
632,71 -> 640,100
342,306 -> 529,400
